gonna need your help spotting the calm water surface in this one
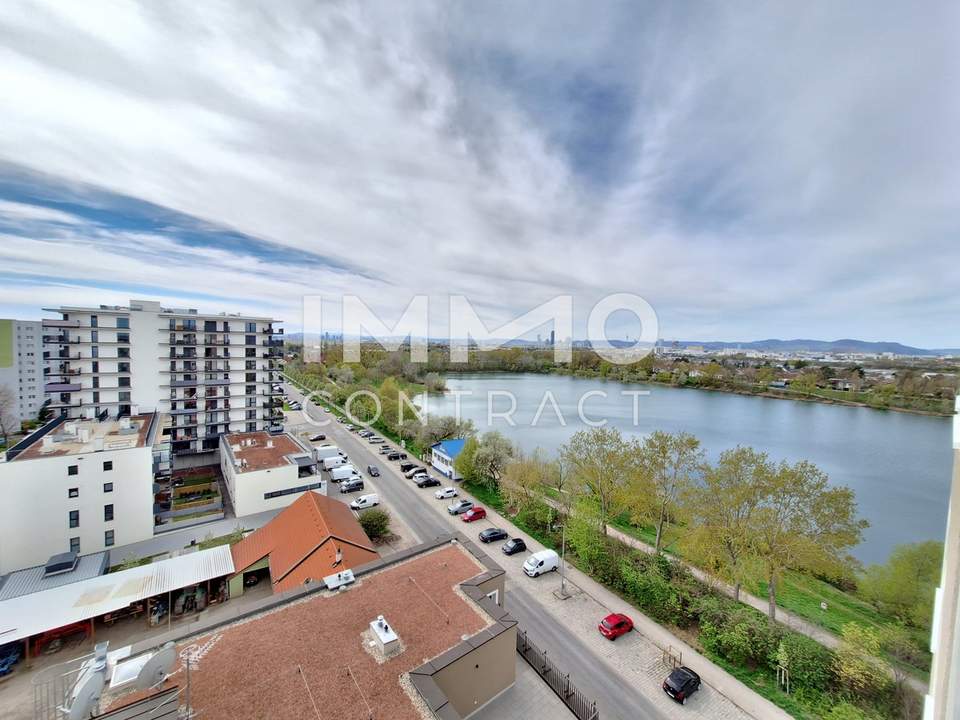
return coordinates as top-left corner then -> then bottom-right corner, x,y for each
416,373 -> 953,564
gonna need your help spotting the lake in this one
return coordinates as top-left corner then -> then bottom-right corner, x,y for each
415,372 -> 954,564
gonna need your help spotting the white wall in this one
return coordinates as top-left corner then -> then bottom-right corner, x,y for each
0,445 -> 155,573
220,451 -> 325,517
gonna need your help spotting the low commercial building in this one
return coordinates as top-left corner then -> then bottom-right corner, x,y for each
430,438 -> 466,481
0,413 -> 161,574
103,534 -> 515,720
229,490 -> 379,596
219,431 -> 322,517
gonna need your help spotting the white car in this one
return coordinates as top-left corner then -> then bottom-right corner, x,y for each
435,487 -> 458,500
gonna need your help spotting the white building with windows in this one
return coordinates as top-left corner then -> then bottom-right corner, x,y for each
219,431 -> 322,517
0,412 -> 161,574
0,318 -> 44,425
41,299 -> 283,458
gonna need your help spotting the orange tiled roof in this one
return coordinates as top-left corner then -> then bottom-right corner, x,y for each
230,492 -> 379,592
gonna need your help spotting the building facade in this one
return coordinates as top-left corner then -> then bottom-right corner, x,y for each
430,438 -> 465,480
0,413 -> 161,573
41,299 -> 283,456
219,431 -> 322,517
0,318 -> 44,426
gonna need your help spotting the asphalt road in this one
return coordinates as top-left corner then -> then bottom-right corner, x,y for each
284,381 -> 669,720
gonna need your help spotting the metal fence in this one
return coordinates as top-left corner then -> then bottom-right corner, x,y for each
516,629 -> 599,720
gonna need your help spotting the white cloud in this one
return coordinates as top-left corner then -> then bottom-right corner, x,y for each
0,1 -> 956,345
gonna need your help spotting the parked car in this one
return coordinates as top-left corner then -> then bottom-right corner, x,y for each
368,436 -> 383,444
344,423 -> 354,430
447,499 -> 474,515
479,527 -> 508,543
461,507 -> 487,523
289,402 -> 301,410
340,477 -> 365,494
309,433 -> 326,442
416,476 -> 441,488
379,446 -> 392,455
403,466 -> 425,479
522,549 -> 560,577
663,666 -> 701,705
350,493 -> 379,510
411,471 -> 428,482
598,613 -> 634,640
435,486 -> 458,499
502,538 -> 527,556
359,430 -> 374,438
387,452 -> 402,461
399,461 -> 417,473
367,465 -> 381,477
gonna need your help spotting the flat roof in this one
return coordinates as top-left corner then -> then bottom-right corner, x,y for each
223,431 -> 311,473
13,414 -> 156,461
0,546 -> 234,645
147,543 -> 492,720
0,551 -> 109,601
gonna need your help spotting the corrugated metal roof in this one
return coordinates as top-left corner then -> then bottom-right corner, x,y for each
0,546 -> 233,645
0,551 -> 110,601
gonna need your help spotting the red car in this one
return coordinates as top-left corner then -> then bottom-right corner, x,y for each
598,612 -> 633,640
461,507 -> 487,523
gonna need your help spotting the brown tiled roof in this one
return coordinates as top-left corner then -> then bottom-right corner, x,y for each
230,491 -> 379,592
172,544 -> 489,720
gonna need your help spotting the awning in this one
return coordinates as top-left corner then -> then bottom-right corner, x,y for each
0,545 -> 234,645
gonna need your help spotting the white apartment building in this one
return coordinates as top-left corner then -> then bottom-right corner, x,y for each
0,413 -> 161,574
0,318 -> 44,425
219,431 -> 322,517
41,299 -> 283,457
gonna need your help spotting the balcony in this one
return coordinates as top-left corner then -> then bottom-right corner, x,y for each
42,319 -> 81,328
45,382 -> 82,393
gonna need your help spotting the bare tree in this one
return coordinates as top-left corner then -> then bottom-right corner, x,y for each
0,386 -> 18,447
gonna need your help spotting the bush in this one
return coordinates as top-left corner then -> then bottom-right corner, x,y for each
620,555 -> 698,627
774,633 -> 835,692
358,508 -> 391,541
825,701 -> 868,720
698,601 -> 782,669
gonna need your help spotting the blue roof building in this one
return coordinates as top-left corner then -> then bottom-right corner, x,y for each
430,438 -> 467,480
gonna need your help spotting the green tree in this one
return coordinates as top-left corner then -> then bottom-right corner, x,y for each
501,450 -> 549,515
560,427 -> 634,534
756,367 -> 775,385
791,373 -> 819,393
358,508 -> 391,541
454,436 -> 481,484
753,460 -> 868,619
833,623 -> 890,698
774,633 -> 833,691
684,447 -> 767,601
858,541 -> 943,629
626,431 -> 704,552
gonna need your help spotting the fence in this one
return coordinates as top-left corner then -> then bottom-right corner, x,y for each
516,629 -> 599,720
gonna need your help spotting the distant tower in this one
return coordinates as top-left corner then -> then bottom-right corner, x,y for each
537,333 -> 542,345
549,330 -> 555,347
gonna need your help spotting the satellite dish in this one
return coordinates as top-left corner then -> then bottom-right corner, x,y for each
134,642 -> 178,690
67,671 -> 105,720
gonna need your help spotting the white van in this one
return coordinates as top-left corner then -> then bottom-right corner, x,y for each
322,455 -> 346,471
350,493 -> 379,510
330,465 -> 360,483
314,445 -> 344,460
522,549 -> 559,578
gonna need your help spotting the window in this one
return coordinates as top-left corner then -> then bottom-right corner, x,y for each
263,482 -> 322,500
104,530 -> 115,547
92,391 -> 99,403
118,362 -> 130,373
103,461 -> 113,472
91,360 -> 99,373
90,315 -> 98,328
91,345 -> 99,358
118,347 -> 130,359
246,322 -> 256,333
117,332 -> 129,343
103,482 -> 113,493
69,510 -> 79,528
118,377 -> 131,388
119,391 -> 131,402
68,487 -> 79,498
90,330 -> 98,343
92,376 -> 99,388
245,334 -> 256,345
68,465 -> 78,476
116,317 -> 129,329
104,504 -> 114,522
69,537 -> 80,554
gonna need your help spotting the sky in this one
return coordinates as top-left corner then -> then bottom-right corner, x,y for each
0,1 -> 958,346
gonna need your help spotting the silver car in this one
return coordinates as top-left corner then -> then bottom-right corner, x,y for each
447,499 -> 474,515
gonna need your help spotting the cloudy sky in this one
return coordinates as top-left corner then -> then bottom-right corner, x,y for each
0,1 -> 957,346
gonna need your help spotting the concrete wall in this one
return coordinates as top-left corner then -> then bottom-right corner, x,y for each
432,626 -> 516,718
0,444 -> 155,573
220,444 -> 324,517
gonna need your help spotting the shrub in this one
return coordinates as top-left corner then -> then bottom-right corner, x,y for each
774,632 -> 834,692
825,701 -> 868,720
358,508 -> 391,541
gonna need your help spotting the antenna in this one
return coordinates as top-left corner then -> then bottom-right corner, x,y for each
61,642 -> 109,720
134,642 -> 178,690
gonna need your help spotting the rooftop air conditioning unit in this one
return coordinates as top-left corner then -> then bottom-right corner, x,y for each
324,569 -> 356,591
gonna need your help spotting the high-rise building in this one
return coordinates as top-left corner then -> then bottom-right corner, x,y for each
0,318 -> 44,426
41,299 -> 283,456
549,329 -> 555,346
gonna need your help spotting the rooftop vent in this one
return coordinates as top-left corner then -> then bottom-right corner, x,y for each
323,569 -> 355,591
44,551 -> 79,577
370,614 -> 400,656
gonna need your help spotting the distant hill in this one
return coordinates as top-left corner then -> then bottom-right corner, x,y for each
665,339 -> 959,357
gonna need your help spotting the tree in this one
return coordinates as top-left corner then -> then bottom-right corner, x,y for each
684,447 -> 767,600
858,541 -> 943,629
626,431 -> 703,553
454,436 -> 481,484
473,431 -> 514,491
752,460 -> 868,619
501,450 -> 549,515
833,623 -> 890,698
560,427 -> 634,534
358,508 -> 391,541
791,373 -> 819,394
0,386 -> 17,447
756,367 -> 775,385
